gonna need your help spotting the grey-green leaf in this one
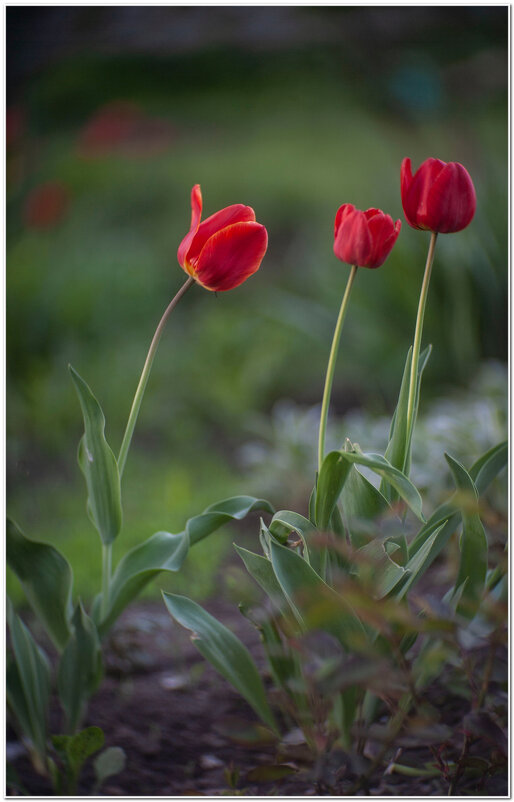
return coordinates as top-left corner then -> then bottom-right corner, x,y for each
269,540 -> 367,651
7,599 -> 51,760
445,453 -> 488,617
337,447 -> 424,522
58,603 -> 102,733
98,496 -> 273,636
162,593 -> 278,733
69,365 -> 122,545
315,451 -> 353,531
383,344 -> 432,496
7,518 -> 73,651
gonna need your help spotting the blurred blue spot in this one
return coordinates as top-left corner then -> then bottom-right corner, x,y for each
388,62 -> 443,116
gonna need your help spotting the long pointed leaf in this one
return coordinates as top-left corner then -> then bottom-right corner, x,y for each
382,344 -> 432,499
69,365 -> 122,545
7,599 -> 51,759
98,496 -> 273,635
445,453 -> 488,617
7,518 -> 73,651
315,451 -> 353,531
336,448 -> 425,522
269,540 -> 367,651
162,592 -> 278,733
58,603 -> 102,732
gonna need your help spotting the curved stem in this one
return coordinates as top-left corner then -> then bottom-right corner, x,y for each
405,232 -> 438,459
318,265 -> 358,472
117,276 -> 195,478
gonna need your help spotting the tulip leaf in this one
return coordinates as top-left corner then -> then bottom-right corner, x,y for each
469,440 -> 508,492
340,464 -> 389,548
69,365 -> 122,546
382,523 -> 448,600
382,344 -> 432,499
269,540 -> 367,651
98,496 -> 273,635
269,510 -> 322,573
445,453 -> 488,617
98,530 -> 189,634
162,592 -> 278,734
7,518 -> 73,651
188,496 -> 274,546
315,451 -> 353,532
234,545 -> 290,614
408,441 -> 507,559
58,603 -> 102,733
7,598 -> 51,761
336,446 -> 424,522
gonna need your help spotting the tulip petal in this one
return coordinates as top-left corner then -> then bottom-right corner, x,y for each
334,209 -> 372,267
402,158 -> 446,231
187,204 -> 256,266
194,222 -> 268,292
426,162 -> 476,233
334,204 -> 356,238
177,184 -> 203,270
366,213 -> 401,268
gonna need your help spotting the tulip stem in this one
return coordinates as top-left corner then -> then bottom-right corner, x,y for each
405,231 -> 438,467
101,544 -> 112,621
117,276 -> 195,479
318,264 -> 358,472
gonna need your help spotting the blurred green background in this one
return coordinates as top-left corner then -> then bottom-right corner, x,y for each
7,7 -> 508,604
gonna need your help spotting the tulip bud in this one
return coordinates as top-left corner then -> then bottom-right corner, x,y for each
177,185 -> 268,292
401,157 -> 476,234
334,204 -> 401,269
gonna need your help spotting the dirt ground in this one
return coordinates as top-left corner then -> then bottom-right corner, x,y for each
7,598 -> 508,797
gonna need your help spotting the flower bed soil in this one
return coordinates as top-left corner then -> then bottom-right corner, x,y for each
7,599 -> 507,797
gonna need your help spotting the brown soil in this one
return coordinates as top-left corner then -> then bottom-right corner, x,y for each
7,600 -> 508,797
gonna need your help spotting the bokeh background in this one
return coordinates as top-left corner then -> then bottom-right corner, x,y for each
7,7 -> 508,603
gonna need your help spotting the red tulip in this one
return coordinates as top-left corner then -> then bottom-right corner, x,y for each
333,204 -> 401,269
401,157 -> 476,234
177,185 -> 268,292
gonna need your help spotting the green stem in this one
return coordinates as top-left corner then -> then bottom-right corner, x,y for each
404,232 -> 438,466
117,276 -> 195,478
101,543 -> 111,620
318,265 -> 358,472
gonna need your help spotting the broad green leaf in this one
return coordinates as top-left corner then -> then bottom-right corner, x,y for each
269,540 -> 367,651
69,365 -> 122,546
162,593 -> 278,733
98,496 -> 273,635
269,510 -> 322,573
469,440 -> 508,492
355,539 -> 409,599
341,464 -> 389,548
382,345 -> 432,498
315,451 -> 353,531
58,604 -> 102,732
7,518 -> 73,651
234,545 -> 288,613
7,599 -> 51,760
409,440 -> 508,559
336,447 -> 424,522
188,496 -> 274,545
445,454 -> 488,617
93,747 -> 126,793
386,523 -> 448,600
98,531 -> 189,634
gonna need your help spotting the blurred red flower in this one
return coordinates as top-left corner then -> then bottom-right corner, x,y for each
401,157 -> 476,234
24,182 -> 70,230
334,204 -> 401,269
177,185 -> 268,292
78,101 -> 175,157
